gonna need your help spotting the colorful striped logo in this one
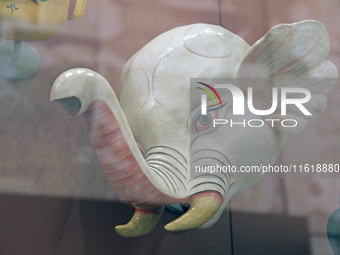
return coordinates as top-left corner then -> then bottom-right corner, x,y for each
196,82 -> 222,106
191,82 -> 226,134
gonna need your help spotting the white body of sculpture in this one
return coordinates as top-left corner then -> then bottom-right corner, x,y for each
50,20 -> 337,237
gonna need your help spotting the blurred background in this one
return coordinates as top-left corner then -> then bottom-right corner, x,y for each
0,0 -> 340,254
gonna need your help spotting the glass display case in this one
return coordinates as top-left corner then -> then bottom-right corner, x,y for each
0,0 -> 339,254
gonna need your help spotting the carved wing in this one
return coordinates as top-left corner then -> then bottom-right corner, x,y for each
238,20 -> 337,133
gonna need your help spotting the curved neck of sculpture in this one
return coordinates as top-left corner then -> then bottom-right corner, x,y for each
83,98 -> 180,206
50,69 -> 223,236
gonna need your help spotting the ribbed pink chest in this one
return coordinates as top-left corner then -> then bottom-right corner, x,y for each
83,99 -> 182,207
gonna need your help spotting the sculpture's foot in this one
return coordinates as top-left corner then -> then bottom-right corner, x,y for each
115,206 -> 164,238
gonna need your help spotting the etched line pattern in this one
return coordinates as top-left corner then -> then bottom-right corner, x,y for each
83,99 -> 179,206
145,146 -> 188,195
190,149 -> 234,197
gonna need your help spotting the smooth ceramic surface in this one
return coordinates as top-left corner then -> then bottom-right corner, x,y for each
51,20 -> 337,237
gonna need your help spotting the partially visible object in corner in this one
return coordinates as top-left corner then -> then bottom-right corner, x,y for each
0,0 -> 88,41
0,0 -> 88,81
327,195 -> 340,255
